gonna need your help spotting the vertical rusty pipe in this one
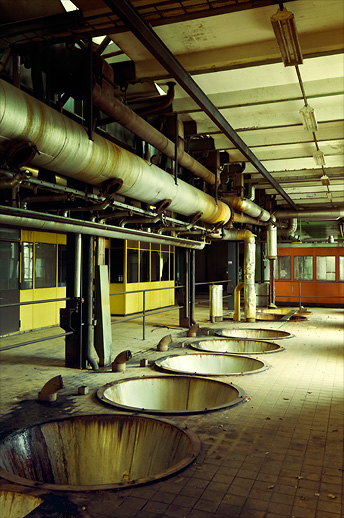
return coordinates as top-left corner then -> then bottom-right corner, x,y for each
84,235 -> 98,370
269,259 -> 276,307
211,229 -> 256,322
74,234 -> 82,299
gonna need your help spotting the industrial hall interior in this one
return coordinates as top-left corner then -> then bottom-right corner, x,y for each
0,0 -> 343,517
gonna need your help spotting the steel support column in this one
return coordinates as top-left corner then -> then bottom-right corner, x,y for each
105,0 -> 298,210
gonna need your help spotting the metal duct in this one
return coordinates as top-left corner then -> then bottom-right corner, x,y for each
0,206 -> 206,249
274,209 -> 344,220
232,211 -> 266,226
92,82 -> 217,186
279,218 -> 298,237
211,228 -> 256,322
223,196 -> 271,222
0,79 -> 230,226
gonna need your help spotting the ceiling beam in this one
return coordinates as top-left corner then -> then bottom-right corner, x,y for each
103,0 -> 298,210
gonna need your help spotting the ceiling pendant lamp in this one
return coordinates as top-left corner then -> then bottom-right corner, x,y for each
313,150 -> 326,166
271,7 -> 303,67
299,104 -> 318,131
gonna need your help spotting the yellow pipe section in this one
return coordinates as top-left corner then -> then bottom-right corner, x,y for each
0,79 -> 230,226
233,282 -> 244,322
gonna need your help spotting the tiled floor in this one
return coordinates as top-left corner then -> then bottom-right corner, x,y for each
0,305 -> 343,518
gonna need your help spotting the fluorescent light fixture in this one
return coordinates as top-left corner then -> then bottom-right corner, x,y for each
299,105 -> 318,131
60,0 -> 78,11
271,8 -> 303,67
313,150 -> 326,166
320,174 -> 330,186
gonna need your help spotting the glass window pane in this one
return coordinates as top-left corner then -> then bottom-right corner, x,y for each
294,256 -> 313,280
35,243 -> 56,288
339,257 -> 344,281
151,251 -> 160,281
127,250 -> 138,283
277,256 -> 291,280
58,245 -> 67,287
316,256 -> 336,281
161,252 -> 169,280
110,248 -> 124,283
0,242 -> 19,290
140,251 -> 149,282
21,242 -> 33,289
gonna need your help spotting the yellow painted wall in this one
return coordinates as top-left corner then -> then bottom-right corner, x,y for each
19,231 -> 66,331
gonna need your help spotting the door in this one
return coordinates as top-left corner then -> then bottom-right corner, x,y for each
0,239 -> 20,335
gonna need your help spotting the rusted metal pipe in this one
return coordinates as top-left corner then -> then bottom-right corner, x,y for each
0,206 -> 206,249
91,82 -> 217,186
223,195 -> 271,222
0,79 -> 229,225
232,211 -> 266,226
0,170 -> 28,189
112,350 -> 132,372
38,375 -> 63,402
157,334 -> 172,351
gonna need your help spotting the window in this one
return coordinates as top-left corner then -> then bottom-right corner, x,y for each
21,242 -> 34,289
151,251 -> 160,281
161,252 -> 169,280
127,250 -> 138,283
140,251 -> 149,282
294,256 -> 313,281
0,241 -> 19,290
277,256 -> 291,280
316,256 -> 336,281
110,248 -> 124,283
339,257 -> 344,281
35,243 -> 57,288
58,244 -> 67,287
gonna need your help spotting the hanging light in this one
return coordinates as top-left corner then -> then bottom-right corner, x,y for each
271,8 -> 303,67
313,150 -> 326,166
299,105 -> 318,131
320,174 -> 330,186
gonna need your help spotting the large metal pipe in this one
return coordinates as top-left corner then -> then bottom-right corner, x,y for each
223,195 -> 271,222
0,79 -> 229,225
0,206 -> 206,249
211,228 -> 256,322
92,82 -> 217,186
274,209 -> 344,220
232,211 -> 267,226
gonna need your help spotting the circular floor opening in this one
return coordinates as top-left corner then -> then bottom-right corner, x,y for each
255,313 -> 307,322
216,328 -> 292,340
97,375 -> 246,414
258,308 -> 312,316
0,414 -> 200,491
0,491 -> 44,518
189,339 -> 284,354
155,354 -> 269,376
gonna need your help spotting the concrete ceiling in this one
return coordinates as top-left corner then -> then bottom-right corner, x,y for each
1,0 -> 343,221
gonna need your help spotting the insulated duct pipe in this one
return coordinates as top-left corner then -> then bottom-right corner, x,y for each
232,211 -> 267,226
0,79 -> 229,225
91,82 -> 217,186
222,195 -> 271,222
211,228 -> 256,322
274,209 -> 344,220
0,206 -> 206,250
278,218 -> 298,238
266,217 -> 277,308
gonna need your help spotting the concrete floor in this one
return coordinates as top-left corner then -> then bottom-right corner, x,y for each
0,304 -> 343,518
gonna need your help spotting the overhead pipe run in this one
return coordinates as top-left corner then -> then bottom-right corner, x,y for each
274,209 -> 344,220
223,195 -> 271,222
91,78 -> 217,186
0,79 -> 229,226
0,206 -> 206,250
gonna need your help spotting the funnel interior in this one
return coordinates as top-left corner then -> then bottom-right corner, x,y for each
190,339 -> 283,354
97,376 -> 245,414
216,328 -> 292,340
155,353 -> 268,376
0,414 -> 200,491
